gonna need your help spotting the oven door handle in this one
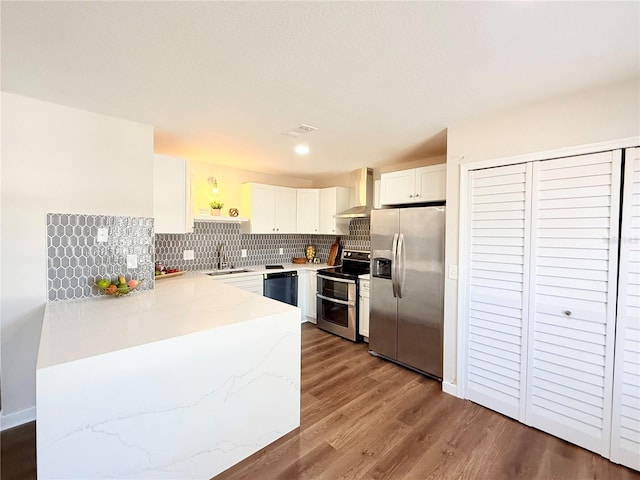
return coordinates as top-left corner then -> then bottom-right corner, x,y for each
317,274 -> 356,284
316,294 -> 356,306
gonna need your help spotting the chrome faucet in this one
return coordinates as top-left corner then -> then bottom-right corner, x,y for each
218,242 -> 228,270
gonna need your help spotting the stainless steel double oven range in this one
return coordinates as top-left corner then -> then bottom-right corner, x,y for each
316,250 -> 370,342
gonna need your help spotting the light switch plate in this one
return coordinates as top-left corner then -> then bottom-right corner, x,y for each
126,254 -> 138,269
448,265 -> 458,280
97,227 -> 109,243
279,248 -> 284,255
241,249 -> 247,258
183,249 -> 195,260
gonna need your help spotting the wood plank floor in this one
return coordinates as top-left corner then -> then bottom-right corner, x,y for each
2,323 -> 638,479
217,324 -> 639,480
1,420 -> 36,480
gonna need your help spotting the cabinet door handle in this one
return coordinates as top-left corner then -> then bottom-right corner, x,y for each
409,194 -> 414,198
415,193 -> 420,198
563,310 -> 572,317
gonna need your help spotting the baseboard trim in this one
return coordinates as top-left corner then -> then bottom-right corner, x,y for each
1,406 -> 36,431
442,381 -> 459,398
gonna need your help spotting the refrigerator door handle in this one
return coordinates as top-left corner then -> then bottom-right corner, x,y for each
391,232 -> 399,298
397,233 -> 405,298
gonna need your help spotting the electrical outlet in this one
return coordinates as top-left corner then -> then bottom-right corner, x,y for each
279,248 -> 284,255
97,227 -> 109,243
183,249 -> 195,260
241,249 -> 247,258
448,265 -> 458,280
126,254 -> 138,269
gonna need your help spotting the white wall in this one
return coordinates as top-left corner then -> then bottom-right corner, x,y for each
0,93 -> 153,428
187,158 -> 313,216
442,77 -> 640,393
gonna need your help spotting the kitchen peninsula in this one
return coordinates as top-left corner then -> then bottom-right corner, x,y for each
36,275 -> 301,479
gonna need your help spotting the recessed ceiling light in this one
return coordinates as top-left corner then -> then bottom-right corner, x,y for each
295,144 -> 310,155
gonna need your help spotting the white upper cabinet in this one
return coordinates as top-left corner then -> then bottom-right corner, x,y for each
380,164 -> 446,205
246,183 -> 276,233
241,183 -> 297,234
275,186 -> 297,233
416,164 -> 446,202
380,169 -> 415,205
153,154 -> 193,234
296,189 -> 320,234
319,187 -> 350,235
242,184 -> 351,235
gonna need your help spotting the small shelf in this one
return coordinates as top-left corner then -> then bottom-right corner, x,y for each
193,215 -> 249,223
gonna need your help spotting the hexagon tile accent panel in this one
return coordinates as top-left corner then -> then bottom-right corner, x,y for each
46,213 -> 154,301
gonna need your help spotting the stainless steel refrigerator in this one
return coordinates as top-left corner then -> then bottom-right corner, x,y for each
369,206 -> 445,379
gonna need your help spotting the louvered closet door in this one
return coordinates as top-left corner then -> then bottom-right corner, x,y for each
527,151 -> 621,456
611,147 -> 640,470
466,163 -> 531,421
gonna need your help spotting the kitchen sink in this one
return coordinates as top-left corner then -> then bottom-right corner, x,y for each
207,269 -> 254,277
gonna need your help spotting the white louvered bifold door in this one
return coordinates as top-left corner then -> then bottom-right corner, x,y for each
611,147 -> 640,470
527,151 -> 622,456
466,163 -> 531,421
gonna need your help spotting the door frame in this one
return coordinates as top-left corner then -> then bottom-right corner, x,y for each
456,136 -> 640,400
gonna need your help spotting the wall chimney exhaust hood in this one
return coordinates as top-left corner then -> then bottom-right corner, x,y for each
335,167 -> 374,219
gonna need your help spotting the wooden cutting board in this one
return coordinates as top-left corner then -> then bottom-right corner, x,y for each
155,271 -> 185,280
327,237 -> 341,266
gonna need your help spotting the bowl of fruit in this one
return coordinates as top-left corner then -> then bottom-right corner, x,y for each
96,275 -> 142,297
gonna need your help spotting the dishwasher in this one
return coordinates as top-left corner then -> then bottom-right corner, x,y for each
263,269 -> 298,306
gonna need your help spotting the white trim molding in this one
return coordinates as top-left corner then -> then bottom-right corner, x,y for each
1,406 -> 36,431
457,136 -> 639,173
442,381 -> 459,398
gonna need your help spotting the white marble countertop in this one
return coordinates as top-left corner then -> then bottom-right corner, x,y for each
38,274 -> 299,370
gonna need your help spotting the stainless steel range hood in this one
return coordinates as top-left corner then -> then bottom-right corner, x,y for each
335,167 -> 374,219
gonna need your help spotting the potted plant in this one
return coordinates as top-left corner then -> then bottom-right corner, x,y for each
209,201 -> 224,216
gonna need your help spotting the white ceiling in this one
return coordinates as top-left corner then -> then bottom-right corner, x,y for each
2,1 -> 639,178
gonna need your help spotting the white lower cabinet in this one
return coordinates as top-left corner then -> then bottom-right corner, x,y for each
359,277 -> 370,340
296,270 -> 308,323
209,274 -> 263,296
463,148 -> 639,468
306,271 -> 317,323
